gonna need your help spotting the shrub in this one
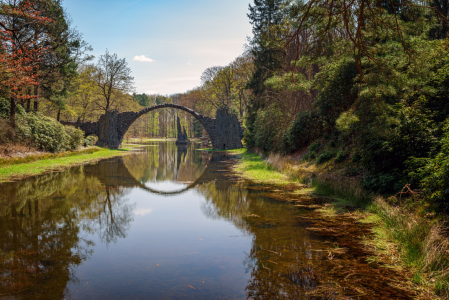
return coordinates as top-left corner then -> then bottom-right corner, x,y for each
317,152 -> 334,164
314,59 -> 358,127
335,150 -> 348,163
343,166 -> 362,176
303,151 -> 316,161
308,141 -> 321,152
0,119 -> 15,143
283,111 -> 323,154
351,153 -> 362,163
252,106 -> 284,152
362,172 -> 406,194
83,135 -> 98,146
65,126 -> 84,150
24,113 -> 70,152
408,120 -> 449,209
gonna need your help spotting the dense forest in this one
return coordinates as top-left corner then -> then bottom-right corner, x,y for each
0,0 -> 448,205
237,0 -> 449,208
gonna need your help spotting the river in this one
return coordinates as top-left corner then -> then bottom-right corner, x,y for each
0,141 -> 412,299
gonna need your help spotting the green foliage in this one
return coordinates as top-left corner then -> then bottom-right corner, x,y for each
314,59 -> 359,127
251,105 -> 285,151
336,111 -> 360,132
354,102 -> 439,193
362,172 -> 406,194
83,135 -> 98,147
282,111 -> 323,153
133,93 -> 151,107
23,113 -> 71,152
343,166 -> 362,177
408,120 -> 449,209
317,152 -> 334,164
308,141 -> 321,152
351,153 -> 362,163
64,126 -> 84,150
335,150 -> 348,163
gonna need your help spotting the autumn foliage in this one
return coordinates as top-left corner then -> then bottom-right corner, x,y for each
0,0 -> 53,125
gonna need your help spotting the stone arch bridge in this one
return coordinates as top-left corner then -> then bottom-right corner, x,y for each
61,104 -> 244,149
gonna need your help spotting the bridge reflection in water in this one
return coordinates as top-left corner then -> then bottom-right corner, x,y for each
0,141 -> 410,300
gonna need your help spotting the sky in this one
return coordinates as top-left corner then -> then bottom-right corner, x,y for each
62,0 -> 253,96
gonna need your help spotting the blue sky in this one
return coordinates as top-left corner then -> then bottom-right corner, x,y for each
63,0 -> 253,95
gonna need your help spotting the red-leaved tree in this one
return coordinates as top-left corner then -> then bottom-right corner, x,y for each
0,0 -> 53,127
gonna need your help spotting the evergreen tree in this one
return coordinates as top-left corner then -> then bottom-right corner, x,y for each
245,0 -> 285,149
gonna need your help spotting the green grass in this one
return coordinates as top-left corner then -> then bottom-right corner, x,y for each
0,147 -> 133,183
230,149 -> 292,185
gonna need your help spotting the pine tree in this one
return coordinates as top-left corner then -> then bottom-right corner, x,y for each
245,0 -> 285,149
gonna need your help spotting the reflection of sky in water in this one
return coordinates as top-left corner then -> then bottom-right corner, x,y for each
142,180 -> 189,192
68,186 -> 252,300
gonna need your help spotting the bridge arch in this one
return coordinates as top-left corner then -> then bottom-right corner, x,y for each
116,103 -> 217,148
62,104 -> 243,149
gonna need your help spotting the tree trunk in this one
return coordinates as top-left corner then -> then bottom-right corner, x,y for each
10,96 -> 16,129
57,109 -> 61,121
442,1 -> 448,38
33,84 -> 39,112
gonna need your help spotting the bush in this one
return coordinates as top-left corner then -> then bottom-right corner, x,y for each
314,59 -> 358,127
317,152 -> 334,164
65,126 -> 84,150
83,135 -> 98,146
358,103 -> 439,174
0,119 -> 15,143
335,150 -> 349,163
351,153 -> 362,163
343,166 -> 362,176
303,151 -> 316,161
24,113 -> 70,152
408,120 -> 449,209
283,111 -> 323,154
362,172 -> 406,194
308,141 -> 321,152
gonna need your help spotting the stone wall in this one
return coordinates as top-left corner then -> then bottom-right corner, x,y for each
60,121 -> 99,137
214,108 -> 244,149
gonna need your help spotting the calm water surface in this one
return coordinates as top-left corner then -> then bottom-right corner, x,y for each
0,142 -> 409,300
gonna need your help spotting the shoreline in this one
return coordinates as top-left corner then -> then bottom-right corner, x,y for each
228,149 -> 447,299
0,146 -> 137,183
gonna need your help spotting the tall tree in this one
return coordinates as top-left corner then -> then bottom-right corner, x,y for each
0,0 -> 53,127
245,0 -> 285,148
93,50 -> 134,112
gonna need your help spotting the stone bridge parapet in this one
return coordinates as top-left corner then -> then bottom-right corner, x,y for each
61,104 -> 243,150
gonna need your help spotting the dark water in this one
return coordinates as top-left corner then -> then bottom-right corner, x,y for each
0,142 -> 411,299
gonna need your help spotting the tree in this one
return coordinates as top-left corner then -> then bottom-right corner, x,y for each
31,0 -> 92,114
93,49 -> 134,112
0,0 -> 53,127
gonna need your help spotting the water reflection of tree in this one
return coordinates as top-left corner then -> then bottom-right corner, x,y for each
0,159 -> 135,299
196,172 -> 333,299
0,169 -> 93,299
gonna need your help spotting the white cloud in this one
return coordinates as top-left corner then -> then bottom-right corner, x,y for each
187,62 -> 193,66
133,208 -> 153,216
133,55 -> 154,62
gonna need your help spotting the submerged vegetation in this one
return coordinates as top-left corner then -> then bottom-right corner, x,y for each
230,148 -> 449,297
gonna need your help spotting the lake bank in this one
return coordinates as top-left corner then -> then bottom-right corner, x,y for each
229,149 -> 449,299
0,146 -> 137,183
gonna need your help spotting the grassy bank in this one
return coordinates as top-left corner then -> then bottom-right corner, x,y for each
230,149 -> 449,299
0,146 -> 135,183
